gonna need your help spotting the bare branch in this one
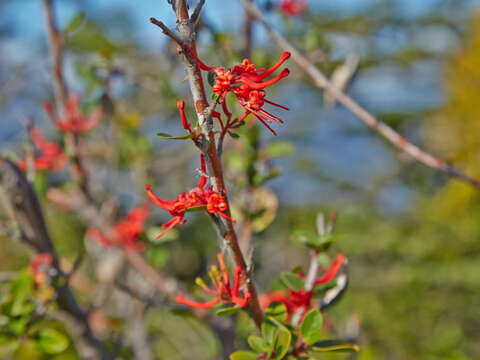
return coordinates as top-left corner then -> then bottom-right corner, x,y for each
191,0 -> 206,27
242,0 -> 480,191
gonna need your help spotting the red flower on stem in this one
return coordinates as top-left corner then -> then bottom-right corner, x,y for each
17,127 -> 67,171
145,155 -> 234,239
279,0 -> 308,17
187,49 -> 291,135
260,253 -> 346,319
176,253 -> 251,309
87,204 -> 149,252
44,94 -> 103,133
30,253 -> 54,285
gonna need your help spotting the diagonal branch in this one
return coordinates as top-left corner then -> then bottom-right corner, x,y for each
241,0 -> 480,191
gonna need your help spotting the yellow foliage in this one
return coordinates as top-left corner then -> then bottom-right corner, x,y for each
425,13 -> 480,217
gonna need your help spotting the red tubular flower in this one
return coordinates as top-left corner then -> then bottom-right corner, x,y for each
145,156 -> 234,239
17,127 -> 67,171
260,253 -> 347,319
44,94 -> 103,133
314,253 -> 346,285
30,253 -> 54,285
176,253 -> 251,309
87,204 -> 149,252
187,49 -> 291,135
279,0 -> 308,17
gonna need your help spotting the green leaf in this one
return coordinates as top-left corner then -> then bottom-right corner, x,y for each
216,306 -> 241,317
37,328 -> 69,354
229,350 -> 258,360
64,12 -> 86,35
310,339 -> 360,353
208,71 -> 216,87
264,302 -> 288,322
228,131 -> 240,139
300,310 -> 323,345
248,335 -> 271,353
271,319 -> 292,360
263,141 -> 295,158
280,272 -> 305,291
156,132 -> 195,140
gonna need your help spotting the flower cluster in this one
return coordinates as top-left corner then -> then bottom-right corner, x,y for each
30,253 -> 54,286
279,0 -> 308,17
44,94 -> 103,133
176,253 -> 251,309
145,156 -> 234,239
260,253 -> 346,319
17,127 -> 67,171
188,49 -> 291,135
87,204 -> 149,252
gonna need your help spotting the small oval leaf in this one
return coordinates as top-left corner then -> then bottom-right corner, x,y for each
156,132 -> 195,140
37,328 -> 69,354
216,306 -> 241,317
300,309 -> 323,345
248,335 -> 271,353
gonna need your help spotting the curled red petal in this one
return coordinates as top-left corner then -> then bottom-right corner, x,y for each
175,295 -> 220,309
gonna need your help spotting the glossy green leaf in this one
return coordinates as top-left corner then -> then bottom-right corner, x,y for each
37,328 -> 69,354
280,272 -> 305,291
248,335 -> 271,353
216,306 -> 241,317
229,350 -> 258,360
300,310 -> 323,345
208,71 -> 216,86
271,319 -> 292,360
264,301 -> 288,322
156,132 -> 195,140
228,131 -> 240,139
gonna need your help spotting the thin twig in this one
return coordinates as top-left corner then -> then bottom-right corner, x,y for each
191,0 -> 206,28
242,0 -> 480,191
42,0 -> 93,200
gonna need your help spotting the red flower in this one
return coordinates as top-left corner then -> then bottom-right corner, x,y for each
44,95 -> 103,133
279,0 -> 307,17
260,253 -> 346,319
30,253 -> 54,285
17,127 -> 67,171
87,204 -> 149,252
188,50 -> 291,135
176,253 -> 251,309
145,156 -> 234,239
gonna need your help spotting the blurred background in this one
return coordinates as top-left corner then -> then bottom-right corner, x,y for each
1,0 -> 480,359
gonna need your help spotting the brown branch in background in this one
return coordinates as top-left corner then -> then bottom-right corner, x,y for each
42,0 -> 93,200
0,158 -> 113,360
241,0 -> 480,191
150,0 -> 264,328
241,0 -> 254,59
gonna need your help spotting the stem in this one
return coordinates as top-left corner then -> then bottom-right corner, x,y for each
42,0 -> 92,201
157,0 -> 264,328
242,0 -> 480,191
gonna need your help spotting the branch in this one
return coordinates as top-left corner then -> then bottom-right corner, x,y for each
0,157 -> 113,360
42,0 -> 93,200
151,0 -> 264,328
241,0 -> 480,191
